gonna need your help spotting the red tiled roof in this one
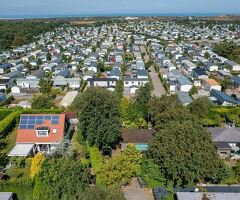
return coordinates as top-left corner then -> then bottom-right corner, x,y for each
16,114 -> 65,144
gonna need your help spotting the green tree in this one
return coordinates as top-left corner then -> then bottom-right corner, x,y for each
148,95 -> 180,125
38,79 -> 53,94
221,77 -> 232,91
147,120 -> 225,186
204,52 -> 210,59
135,83 -> 151,119
31,94 -> 54,109
115,80 -> 124,99
188,97 -> 213,118
33,157 -> 89,200
77,87 -> 121,148
97,144 -> 142,186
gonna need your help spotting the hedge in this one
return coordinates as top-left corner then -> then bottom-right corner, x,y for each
87,145 -> 103,174
0,111 -> 21,139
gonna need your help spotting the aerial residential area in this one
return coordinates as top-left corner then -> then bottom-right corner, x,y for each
1,1 -> 240,200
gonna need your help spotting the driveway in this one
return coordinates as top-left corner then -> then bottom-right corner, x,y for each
122,178 -> 152,200
149,65 -> 166,97
140,46 -> 166,97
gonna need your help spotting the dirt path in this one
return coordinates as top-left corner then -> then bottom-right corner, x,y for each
122,178 -> 153,200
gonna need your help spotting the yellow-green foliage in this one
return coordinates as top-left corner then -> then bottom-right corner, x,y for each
30,153 -> 44,178
87,145 -> 103,174
97,144 -> 142,186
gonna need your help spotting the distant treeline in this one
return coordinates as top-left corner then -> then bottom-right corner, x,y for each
0,21 -> 61,51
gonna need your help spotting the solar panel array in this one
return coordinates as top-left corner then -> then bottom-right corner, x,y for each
19,115 -> 60,129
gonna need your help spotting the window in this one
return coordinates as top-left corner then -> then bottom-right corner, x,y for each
37,130 -> 49,137
53,129 -> 57,134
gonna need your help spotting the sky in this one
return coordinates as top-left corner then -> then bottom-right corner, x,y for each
1,0 -> 240,16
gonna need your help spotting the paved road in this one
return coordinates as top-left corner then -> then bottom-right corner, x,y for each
122,178 -> 152,200
149,65 -> 166,97
140,46 -> 166,97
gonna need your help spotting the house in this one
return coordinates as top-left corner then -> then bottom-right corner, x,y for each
205,62 -> 218,72
176,91 -> 193,106
52,77 -> 81,89
109,68 -> 120,79
8,114 -> 66,157
0,92 -> 7,103
154,186 -> 240,200
176,191 -> 240,200
42,63 -> 56,72
225,60 -> 240,71
136,69 -> 148,79
87,78 -> 117,88
192,67 -> 208,80
87,62 -> 98,73
210,89 -> 239,106
0,78 -> 13,92
83,70 -> 95,81
202,78 -> 221,92
218,70 -> 232,80
120,129 -> 155,151
209,127 -> 240,158
232,76 -> 240,92
182,60 -> 196,72
123,77 -> 149,94
176,76 -> 192,92
10,64 -> 25,72
0,64 -> 11,74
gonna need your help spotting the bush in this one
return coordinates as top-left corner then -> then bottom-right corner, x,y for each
10,156 -> 26,168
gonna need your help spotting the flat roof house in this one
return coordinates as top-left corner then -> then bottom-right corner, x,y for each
9,114 -> 66,157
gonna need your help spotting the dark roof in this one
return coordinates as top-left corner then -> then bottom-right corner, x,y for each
192,67 -> 208,76
232,76 -> 240,85
208,127 -> 240,143
215,142 -> 231,149
122,129 -> 155,143
0,78 -> 11,84
210,89 -> 239,105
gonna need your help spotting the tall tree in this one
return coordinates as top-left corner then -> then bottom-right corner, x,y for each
77,87 -> 121,148
38,79 -> 53,94
147,119 -> 225,186
33,157 -> 88,200
135,83 -> 151,119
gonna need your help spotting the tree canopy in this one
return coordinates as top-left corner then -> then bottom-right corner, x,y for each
33,157 -> 89,200
77,87 -> 121,148
97,144 -> 142,186
147,119 -> 225,186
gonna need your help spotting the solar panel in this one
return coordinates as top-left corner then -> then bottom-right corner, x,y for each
19,125 -> 27,129
36,120 -> 43,125
21,116 -> 28,120
37,116 -> 44,120
28,120 -> 35,124
52,116 -> 60,120
27,125 -> 35,129
20,119 -> 28,124
51,120 -> 59,125
44,115 -> 52,120
29,116 -> 36,120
